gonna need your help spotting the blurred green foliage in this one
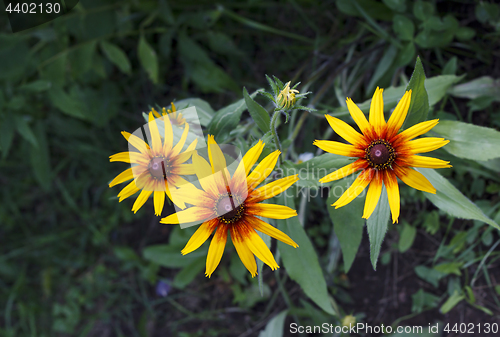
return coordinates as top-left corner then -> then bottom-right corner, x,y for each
1,0 -> 500,335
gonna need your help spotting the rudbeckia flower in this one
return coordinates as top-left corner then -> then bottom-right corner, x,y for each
314,88 -> 451,223
152,102 -> 186,126
109,111 -> 197,215
161,136 -> 299,277
277,81 -> 299,109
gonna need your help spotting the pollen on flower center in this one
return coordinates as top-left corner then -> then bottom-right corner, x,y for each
365,140 -> 395,170
149,157 -> 169,180
216,194 -> 244,224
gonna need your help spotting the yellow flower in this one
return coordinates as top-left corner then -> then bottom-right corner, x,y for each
109,111 -> 197,215
152,102 -> 186,126
161,136 -> 299,277
277,81 -> 299,109
314,88 -> 451,223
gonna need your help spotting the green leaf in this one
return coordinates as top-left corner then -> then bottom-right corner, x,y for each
173,256 -> 205,289
434,262 -> 462,276
383,0 -> 406,12
174,98 -> 215,126
138,35 -> 159,84
367,44 -> 398,93
0,115 -> 15,159
413,1 -> 434,21
455,27 -> 475,41
19,80 -> 52,92
417,168 -> 500,230
29,122 -> 51,191
100,41 -> 131,74
393,15 -> 415,41
178,33 -> 237,93
48,87 -> 87,120
14,115 -> 38,147
398,222 -> 416,253
207,90 -> 259,141
442,57 -> 457,75
440,290 -> 464,314
367,185 -> 390,270
448,76 -> 500,101
258,310 -> 288,337
327,180 -> 364,273
142,244 -> 208,268
114,246 -> 140,262
432,120 -> 500,161
403,56 -> 429,129
68,41 -> 96,78
411,289 -> 440,313
415,265 -> 446,287
276,193 -> 337,315
243,87 -> 270,134
265,74 -> 279,97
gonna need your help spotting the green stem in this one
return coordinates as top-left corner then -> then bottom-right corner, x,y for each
270,109 -> 283,163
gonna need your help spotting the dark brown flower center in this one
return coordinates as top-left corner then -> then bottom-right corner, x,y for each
216,194 -> 244,224
149,157 -> 169,180
365,140 -> 395,170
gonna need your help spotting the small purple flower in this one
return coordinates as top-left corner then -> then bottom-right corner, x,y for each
155,280 -> 171,297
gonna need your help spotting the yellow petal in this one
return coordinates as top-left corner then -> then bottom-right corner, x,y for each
399,155 -> 452,169
240,222 -> 279,271
230,226 -> 257,277
362,172 -> 383,219
319,159 -> 367,183
109,168 -> 134,187
152,108 -> 161,119
181,219 -> 217,255
162,112 -> 174,153
171,184 -> 213,207
333,169 -> 373,208
247,150 -> 280,189
393,165 -> 436,194
205,225 -> 228,277
207,135 -> 227,175
313,140 -> 365,157
117,180 -> 141,201
165,183 -> 186,209
325,114 -> 367,146
192,152 -> 220,198
383,170 -> 400,223
393,119 -> 439,143
171,164 -> 196,175
171,122 -> 190,157
246,203 -> 297,219
122,131 -> 150,155
242,140 -> 265,175
109,152 -> 149,164
398,137 -> 450,154
160,206 -> 214,224
248,174 -> 299,203
148,112 -> 163,155
175,138 -> 198,163
346,97 -> 371,135
247,215 -> 298,248
153,190 -> 165,216
369,87 -> 386,136
131,189 -> 153,213
386,90 -> 411,139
